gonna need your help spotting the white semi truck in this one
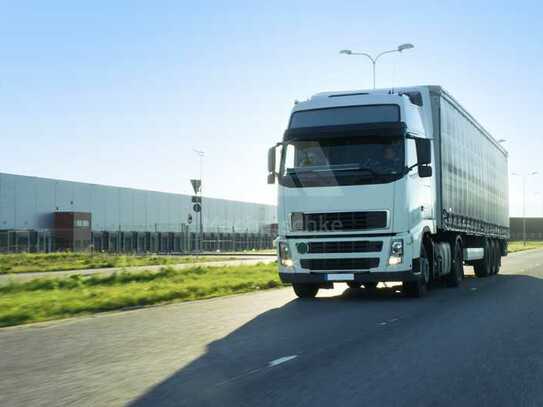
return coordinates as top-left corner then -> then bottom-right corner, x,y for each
267,86 -> 509,298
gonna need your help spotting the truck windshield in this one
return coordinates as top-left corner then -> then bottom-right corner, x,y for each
279,136 -> 404,187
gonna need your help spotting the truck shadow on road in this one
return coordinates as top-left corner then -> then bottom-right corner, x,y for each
129,272 -> 538,407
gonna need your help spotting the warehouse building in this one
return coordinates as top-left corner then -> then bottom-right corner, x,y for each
0,173 -> 277,253
510,217 -> 543,241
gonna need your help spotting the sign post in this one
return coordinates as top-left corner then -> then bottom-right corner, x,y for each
190,178 -> 203,252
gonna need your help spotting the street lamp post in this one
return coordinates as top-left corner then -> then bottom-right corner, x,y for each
513,171 -> 538,245
535,192 -> 543,241
340,43 -> 414,89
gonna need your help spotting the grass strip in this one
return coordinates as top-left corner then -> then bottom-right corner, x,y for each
0,252 -> 229,274
0,262 -> 281,327
508,241 -> 543,253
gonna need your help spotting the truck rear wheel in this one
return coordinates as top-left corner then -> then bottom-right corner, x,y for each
446,238 -> 464,287
293,284 -> 319,299
474,239 -> 491,278
347,282 -> 362,289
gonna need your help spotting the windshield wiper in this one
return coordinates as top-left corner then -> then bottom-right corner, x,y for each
326,165 -> 392,177
287,163 -> 363,174
287,164 -> 396,177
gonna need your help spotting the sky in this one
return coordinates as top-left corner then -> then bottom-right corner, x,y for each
0,0 -> 542,216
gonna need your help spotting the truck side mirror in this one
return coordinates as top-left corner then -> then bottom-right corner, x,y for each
268,147 -> 276,173
415,138 -> 432,165
268,146 -> 277,184
418,165 -> 432,178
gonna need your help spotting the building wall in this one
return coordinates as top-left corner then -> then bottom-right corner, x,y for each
0,173 -> 276,234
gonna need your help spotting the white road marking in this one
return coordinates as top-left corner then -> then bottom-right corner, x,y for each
378,318 -> 399,327
268,355 -> 298,367
217,355 -> 299,386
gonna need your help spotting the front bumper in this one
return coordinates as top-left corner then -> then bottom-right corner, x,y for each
277,232 -> 414,279
279,269 -> 419,284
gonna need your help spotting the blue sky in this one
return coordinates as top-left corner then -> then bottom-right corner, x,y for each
0,1 -> 542,215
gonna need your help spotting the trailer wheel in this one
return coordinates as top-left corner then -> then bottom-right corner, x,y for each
495,240 -> 502,275
490,240 -> 500,275
474,239 -> 491,278
293,284 -> 319,299
446,238 -> 464,287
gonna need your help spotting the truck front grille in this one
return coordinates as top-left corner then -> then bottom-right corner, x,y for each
308,241 -> 382,254
300,258 -> 379,271
303,211 -> 387,231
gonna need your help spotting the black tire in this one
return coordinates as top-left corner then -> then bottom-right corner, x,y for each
404,245 -> 429,298
363,282 -> 378,290
488,240 -> 496,275
446,238 -> 463,287
347,282 -> 362,289
403,280 -> 427,297
490,240 -> 500,275
495,240 -> 502,275
293,283 -> 319,299
474,239 -> 491,278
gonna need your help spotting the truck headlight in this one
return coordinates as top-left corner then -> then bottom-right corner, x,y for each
388,239 -> 404,265
289,212 -> 305,231
278,242 -> 294,268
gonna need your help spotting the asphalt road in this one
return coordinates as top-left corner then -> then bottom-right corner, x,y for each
2,249 -> 543,406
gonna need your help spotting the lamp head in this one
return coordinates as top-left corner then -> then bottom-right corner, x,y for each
339,49 -> 352,55
398,43 -> 414,52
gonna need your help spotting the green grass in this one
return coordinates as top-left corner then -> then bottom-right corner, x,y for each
0,252 -> 229,274
508,241 -> 543,253
0,262 -> 282,327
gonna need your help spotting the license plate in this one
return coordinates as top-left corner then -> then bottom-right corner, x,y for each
327,273 -> 354,281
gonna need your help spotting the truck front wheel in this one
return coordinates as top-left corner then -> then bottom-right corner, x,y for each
404,245 -> 429,298
293,283 -> 319,299
363,282 -> 378,291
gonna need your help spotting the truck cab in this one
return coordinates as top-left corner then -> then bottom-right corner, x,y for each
268,88 -> 435,298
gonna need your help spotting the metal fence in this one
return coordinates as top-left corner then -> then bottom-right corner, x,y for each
0,228 -> 275,254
